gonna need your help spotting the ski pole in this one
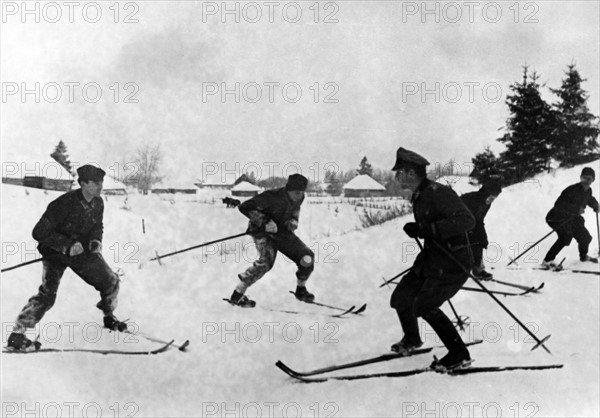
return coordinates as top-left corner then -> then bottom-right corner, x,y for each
379,238 -> 423,288
447,299 -> 469,331
148,232 -> 249,263
507,215 -> 575,266
1,258 -> 43,273
431,240 -> 552,354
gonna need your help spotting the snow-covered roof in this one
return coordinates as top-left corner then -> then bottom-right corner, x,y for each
231,181 -> 261,192
343,174 -> 385,191
101,175 -> 127,190
2,152 -> 73,181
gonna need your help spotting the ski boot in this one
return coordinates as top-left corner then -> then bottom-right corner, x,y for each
473,269 -> 493,280
541,260 -> 563,271
430,348 -> 472,372
294,286 -> 315,303
390,337 -> 423,355
6,332 -> 41,352
229,290 -> 256,308
103,315 -> 128,332
580,255 -> 598,263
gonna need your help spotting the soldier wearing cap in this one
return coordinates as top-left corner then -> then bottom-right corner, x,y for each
542,166 -> 599,268
460,179 -> 503,280
390,147 -> 476,371
229,173 -> 315,307
7,164 -> 126,351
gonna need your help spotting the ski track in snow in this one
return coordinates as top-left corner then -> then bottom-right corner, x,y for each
2,162 -> 599,417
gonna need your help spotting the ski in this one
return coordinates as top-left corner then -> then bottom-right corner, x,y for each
223,299 -> 355,318
488,277 -> 542,292
448,364 -> 564,375
506,267 -> 599,276
275,339 -> 483,377
124,330 -> 189,352
277,363 -> 564,382
353,304 -> 368,315
289,291 -> 365,315
3,340 -> 174,355
461,284 -> 541,297
569,269 -> 600,275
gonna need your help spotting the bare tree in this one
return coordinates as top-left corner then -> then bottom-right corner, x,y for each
134,142 -> 162,195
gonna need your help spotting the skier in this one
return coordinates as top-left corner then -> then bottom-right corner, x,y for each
7,164 -> 126,352
460,180 -> 503,280
542,167 -> 599,269
390,147 -> 476,371
229,173 -> 315,307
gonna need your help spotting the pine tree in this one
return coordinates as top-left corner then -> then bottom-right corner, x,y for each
550,64 -> 600,166
50,140 -> 73,174
498,67 -> 557,184
471,146 -> 501,184
357,156 -> 373,176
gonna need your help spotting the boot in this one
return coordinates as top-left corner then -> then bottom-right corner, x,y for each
430,348 -> 472,371
580,255 -> 598,263
541,259 -> 563,271
230,290 -> 256,308
7,332 -> 41,352
473,269 -> 493,280
390,336 -> 423,355
294,286 -> 315,303
103,315 -> 128,332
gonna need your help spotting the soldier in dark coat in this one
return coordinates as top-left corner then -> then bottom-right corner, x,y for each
460,180 -> 502,279
390,148 -> 475,371
542,167 -> 599,268
229,174 -> 315,307
7,165 -> 124,352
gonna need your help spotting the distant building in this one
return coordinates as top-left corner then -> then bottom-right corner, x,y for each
231,181 -> 261,197
100,176 -> 128,195
343,174 -> 386,198
2,156 -> 74,191
152,177 -> 199,195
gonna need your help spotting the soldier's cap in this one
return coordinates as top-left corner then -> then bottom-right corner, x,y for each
77,164 -> 106,182
391,147 -> 430,171
581,167 -> 595,179
286,173 -> 308,191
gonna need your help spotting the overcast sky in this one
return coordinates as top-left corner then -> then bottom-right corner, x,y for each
1,1 -> 598,184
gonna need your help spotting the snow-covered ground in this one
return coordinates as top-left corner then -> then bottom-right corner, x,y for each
1,162 -> 599,417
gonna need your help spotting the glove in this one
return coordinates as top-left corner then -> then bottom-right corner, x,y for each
285,219 -> 298,232
69,241 -> 84,256
403,222 -> 435,239
265,220 -> 278,234
403,222 -> 420,239
89,240 -> 102,254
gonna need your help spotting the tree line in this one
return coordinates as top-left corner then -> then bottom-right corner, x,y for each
471,63 -> 599,186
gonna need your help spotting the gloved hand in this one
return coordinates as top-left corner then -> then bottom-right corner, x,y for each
285,219 -> 298,232
403,222 -> 435,239
89,240 -> 102,254
69,241 -> 84,256
403,222 -> 420,239
265,220 -> 278,234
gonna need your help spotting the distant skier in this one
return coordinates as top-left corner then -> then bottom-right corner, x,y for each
542,167 -> 599,269
229,173 -> 315,307
390,148 -> 475,371
460,180 -> 503,280
7,165 -> 126,352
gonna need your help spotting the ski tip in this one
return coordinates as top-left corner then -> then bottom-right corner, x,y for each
353,304 -> 368,315
333,306 -> 355,318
